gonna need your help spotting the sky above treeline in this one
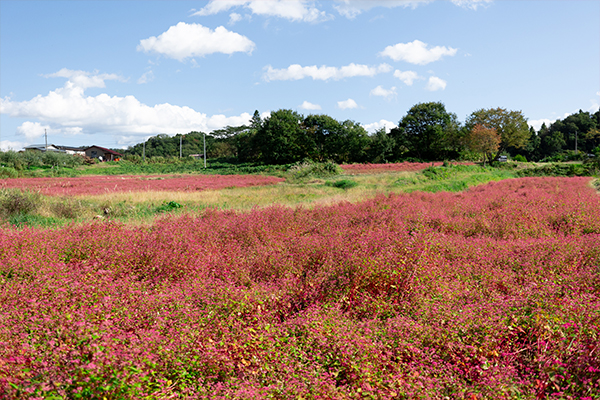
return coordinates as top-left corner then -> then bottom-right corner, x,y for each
1,0 -> 598,151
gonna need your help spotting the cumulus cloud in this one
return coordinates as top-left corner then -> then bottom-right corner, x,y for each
528,118 -> 555,131
337,98 -> 358,109
425,76 -> 447,91
137,70 -> 155,84
137,22 -> 255,61
263,63 -> 392,81
333,0 -> 491,18
299,101 -> 322,110
370,85 -> 397,99
380,40 -> 457,65
450,0 -> 493,10
590,91 -> 600,113
334,0 -> 433,18
193,0 -> 332,23
393,70 -> 420,85
0,140 -> 25,152
229,12 -> 244,24
16,121 -> 52,141
0,69 -> 256,145
44,68 -> 124,89
362,119 -> 397,134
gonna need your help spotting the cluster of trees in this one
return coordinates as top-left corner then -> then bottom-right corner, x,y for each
122,103 -> 600,164
524,110 -> 600,161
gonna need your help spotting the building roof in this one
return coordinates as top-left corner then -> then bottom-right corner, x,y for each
86,145 -> 123,156
54,145 -> 86,151
23,144 -> 65,152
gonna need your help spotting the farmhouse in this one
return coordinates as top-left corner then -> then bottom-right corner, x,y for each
24,144 -> 65,153
54,145 -> 86,155
85,146 -> 123,161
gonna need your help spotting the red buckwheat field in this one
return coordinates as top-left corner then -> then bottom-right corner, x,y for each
1,176 -> 599,398
0,174 -> 284,197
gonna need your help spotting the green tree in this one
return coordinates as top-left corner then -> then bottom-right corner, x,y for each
253,109 -> 307,164
549,110 -> 597,154
523,126 -> 541,161
366,127 -> 396,163
390,102 -> 460,161
302,115 -> 369,163
466,108 -> 530,161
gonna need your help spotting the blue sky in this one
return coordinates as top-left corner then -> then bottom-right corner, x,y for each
1,0 -> 598,151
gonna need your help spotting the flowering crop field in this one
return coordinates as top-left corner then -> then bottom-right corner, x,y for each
1,177 -> 599,399
341,162 -> 475,174
0,174 -> 284,196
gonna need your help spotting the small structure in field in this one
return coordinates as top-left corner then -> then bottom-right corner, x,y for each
24,144 -> 65,153
54,145 -> 86,155
85,146 -> 123,161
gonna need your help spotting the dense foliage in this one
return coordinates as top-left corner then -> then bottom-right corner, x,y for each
1,177 -> 599,398
117,106 -> 599,165
1,106 -> 598,173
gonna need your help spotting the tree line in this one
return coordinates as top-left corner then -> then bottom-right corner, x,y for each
122,103 -> 600,164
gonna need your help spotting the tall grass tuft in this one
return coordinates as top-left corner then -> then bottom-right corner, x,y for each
287,160 -> 342,182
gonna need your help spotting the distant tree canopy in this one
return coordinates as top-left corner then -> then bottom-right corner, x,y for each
465,124 -> 500,165
120,106 -> 600,165
390,102 -> 461,161
465,108 -> 530,161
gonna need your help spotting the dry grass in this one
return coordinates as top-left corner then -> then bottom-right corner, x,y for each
76,171 -> 417,211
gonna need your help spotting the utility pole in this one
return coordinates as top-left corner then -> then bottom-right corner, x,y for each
142,140 -> 146,163
45,129 -> 48,151
180,134 -> 182,158
575,131 -> 578,153
203,132 -> 206,168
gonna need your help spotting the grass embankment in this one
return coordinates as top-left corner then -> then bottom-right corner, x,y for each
0,164 -> 520,228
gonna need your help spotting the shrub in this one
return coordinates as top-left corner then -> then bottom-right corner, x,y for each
51,200 -> 82,219
513,154 -> 527,162
0,167 -> 19,178
156,201 -> 183,213
287,160 -> 342,181
325,179 -> 358,190
0,190 -> 39,217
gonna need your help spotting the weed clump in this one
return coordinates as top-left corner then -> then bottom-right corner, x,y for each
287,160 -> 342,182
156,201 -> 183,213
325,179 -> 358,190
0,190 -> 39,217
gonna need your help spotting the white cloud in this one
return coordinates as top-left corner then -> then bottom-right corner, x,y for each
299,101 -> 322,110
370,85 -> 397,99
193,0 -> 332,23
362,119 -> 397,134
0,69 -> 256,145
451,0 -> 493,10
191,0 -> 247,16
529,118 -> 555,131
137,70 -> 155,84
44,68 -> 124,89
0,140 -> 25,152
337,98 -> 358,109
333,0 -> 490,18
379,40 -> 457,65
137,22 -> 255,61
229,12 -> 243,24
334,0 -> 433,18
393,70 -> 420,85
263,63 -> 392,81
590,91 -> 600,113
425,76 -> 447,91
16,121 -> 51,140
